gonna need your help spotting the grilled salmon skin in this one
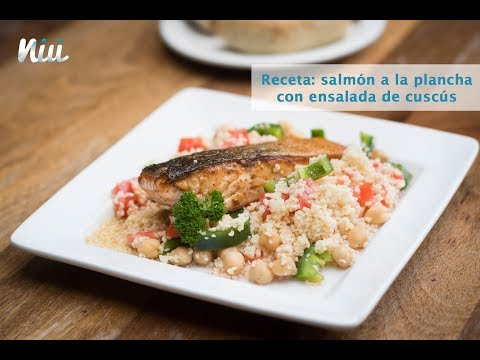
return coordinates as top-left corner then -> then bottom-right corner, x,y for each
139,138 -> 345,211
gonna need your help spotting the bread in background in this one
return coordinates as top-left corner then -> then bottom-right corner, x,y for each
214,20 -> 351,54
191,20 -> 215,34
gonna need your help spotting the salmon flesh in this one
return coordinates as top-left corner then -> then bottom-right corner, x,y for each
139,138 -> 345,211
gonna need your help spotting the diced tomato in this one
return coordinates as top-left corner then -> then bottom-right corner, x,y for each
294,179 -> 318,209
281,193 -> 290,201
112,178 -> 143,219
165,224 -> 180,239
304,178 -> 318,194
297,194 -> 311,209
358,183 -> 374,207
259,193 -> 271,220
228,129 -> 249,143
112,179 -> 134,196
221,128 -> 250,148
178,137 -> 205,152
127,230 -> 157,243
116,196 -> 132,214
259,193 -> 265,204
259,193 -> 269,205
373,162 -> 379,169
392,171 -> 404,180
262,208 -> 271,221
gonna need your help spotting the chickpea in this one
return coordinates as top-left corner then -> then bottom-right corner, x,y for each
331,246 -> 354,269
170,246 -> 193,266
338,221 -> 350,236
271,257 -> 297,277
136,238 -> 160,259
248,260 -> 274,285
258,228 -> 281,252
218,247 -> 237,257
193,250 -> 213,266
370,149 -> 389,162
365,204 -> 390,225
221,248 -> 245,275
347,224 -> 368,250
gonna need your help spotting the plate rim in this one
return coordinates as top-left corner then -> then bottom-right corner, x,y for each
159,20 -> 387,69
10,87 -> 479,329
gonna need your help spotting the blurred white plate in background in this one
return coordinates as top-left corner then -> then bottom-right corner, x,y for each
159,20 -> 386,69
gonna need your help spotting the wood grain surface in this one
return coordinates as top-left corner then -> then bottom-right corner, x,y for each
0,20 -> 479,340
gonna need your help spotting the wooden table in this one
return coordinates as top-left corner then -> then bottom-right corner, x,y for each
1,20 -> 479,340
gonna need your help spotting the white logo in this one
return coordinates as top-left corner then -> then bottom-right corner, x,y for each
18,38 -> 69,63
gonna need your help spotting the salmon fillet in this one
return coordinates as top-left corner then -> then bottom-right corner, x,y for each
139,138 -> 345,211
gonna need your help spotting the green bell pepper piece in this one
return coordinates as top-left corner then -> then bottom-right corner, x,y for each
195,220 -> 251,250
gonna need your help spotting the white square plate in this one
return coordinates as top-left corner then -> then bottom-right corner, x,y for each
11,88 -> 478,329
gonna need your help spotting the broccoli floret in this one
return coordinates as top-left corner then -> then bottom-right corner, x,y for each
202,190 -> 225,221
172,190 -> 226,246
172,192 -> 207,246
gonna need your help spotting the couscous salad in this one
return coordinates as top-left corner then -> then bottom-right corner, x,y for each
87,122 -> 411,285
